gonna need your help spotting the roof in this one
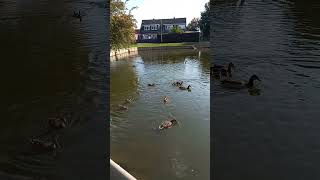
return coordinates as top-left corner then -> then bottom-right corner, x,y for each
141,18 -> 186,25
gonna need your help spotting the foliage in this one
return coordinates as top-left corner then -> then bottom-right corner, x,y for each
199,2 -> 210,40
110,0 -> 137,50
170,26 -> 183,34
187,18 -> 200,31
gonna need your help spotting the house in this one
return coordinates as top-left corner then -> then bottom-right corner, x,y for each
138,18 -> 187,41
134,29 -> 140,40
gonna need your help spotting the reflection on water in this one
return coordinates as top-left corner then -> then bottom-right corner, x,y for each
0,0 -> 107,179
212,0 -> 320,179
110,50 -> 210,180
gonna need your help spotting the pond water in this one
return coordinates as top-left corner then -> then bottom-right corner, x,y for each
110,50 -> 210,180
212,0 -> 320,179
0,0 -> 107,179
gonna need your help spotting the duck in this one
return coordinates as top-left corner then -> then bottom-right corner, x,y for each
48,117 -> 67,129
163,96 -> 169,103
220,74 -> 261,89
211,62 -> 235,78
172,81 -> 183,86
124,98 -> 134,104
118,104 -> 128,111
148,83 -> 155,86
159,119 -> 177,130
179,85 -> 191,91
72,10 -> 82,21
29,136 -> 60,151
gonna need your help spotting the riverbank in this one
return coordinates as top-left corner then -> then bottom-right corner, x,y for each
110,42 -> 209,61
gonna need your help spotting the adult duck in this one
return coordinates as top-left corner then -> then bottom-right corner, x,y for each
172,81 -> 183,86
72,10 -> 82,21
159,119 -> 177,130
211,62 -> 235,77
179,85 -> 191,91
220,74 -> 261,89
48,117 -> 67,129
148,83 -> 155,86
29,136 -> 60,151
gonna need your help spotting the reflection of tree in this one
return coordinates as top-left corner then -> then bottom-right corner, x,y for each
110,63 -> 138,107
290,1 -> 320,39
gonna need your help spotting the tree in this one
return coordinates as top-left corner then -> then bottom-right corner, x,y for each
170,26 -> 183,34
199,2 -> 210,40
110,0 -> 137,50
187,18 -> 200,31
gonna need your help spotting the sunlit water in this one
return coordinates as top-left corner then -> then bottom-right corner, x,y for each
0,0 -> 107,179
212,0 -> 320,179
110,50 -> 210,180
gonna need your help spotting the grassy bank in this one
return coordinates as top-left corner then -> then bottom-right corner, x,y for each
130,42 -> 209,48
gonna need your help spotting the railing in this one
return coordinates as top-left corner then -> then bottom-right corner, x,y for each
110,159 -> 137,180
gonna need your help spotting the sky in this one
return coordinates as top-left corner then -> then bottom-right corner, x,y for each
126,0 -> 209,28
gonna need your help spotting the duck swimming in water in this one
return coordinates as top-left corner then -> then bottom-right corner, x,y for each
72,10 -> 82,21
163,96 -> 169,103
148,83 -> 155,86
179,85 -> 191,91
172,81 -> 183,86
211,62 -> 235,78
29,136 -> 60,151
220,74 -> 261,89
48,117 -> 67,129
118,104 -> 129,111
159,119 -> 177,130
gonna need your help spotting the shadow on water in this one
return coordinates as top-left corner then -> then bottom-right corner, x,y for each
0,0 -> 107,179
110,50 -> 210,180
212,0 -> 320,179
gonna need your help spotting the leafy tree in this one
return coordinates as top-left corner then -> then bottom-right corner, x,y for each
187,18 -> 200,31
170,26 -> 183,34
110,0 -> 137,50
199,2 -> 210,40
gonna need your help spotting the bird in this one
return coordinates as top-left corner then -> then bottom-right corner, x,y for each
220,74 -> 261,89
159,119 -> 177,130
163,96 -> 169,103
48,117 -> 67,129
29,136 -> 60,151
179,85 -> 191,91
211,62 -> 235,78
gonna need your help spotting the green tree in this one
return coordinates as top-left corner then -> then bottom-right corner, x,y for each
170,26 -> 183,34
110,0 -> 137,50
187,18 -> 200,31
199,2 -> 210,40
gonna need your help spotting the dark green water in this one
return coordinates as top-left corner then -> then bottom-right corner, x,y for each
212,0 -> 320,179
110,50 -> 210,180
0,0 -> 107,179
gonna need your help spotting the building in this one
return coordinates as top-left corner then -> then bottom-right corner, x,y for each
138,18 -> 187,41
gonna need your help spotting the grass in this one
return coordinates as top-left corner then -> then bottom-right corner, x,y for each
130,42 -> 191,48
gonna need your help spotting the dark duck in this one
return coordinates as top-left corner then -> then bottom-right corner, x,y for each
220,74 -> 261,89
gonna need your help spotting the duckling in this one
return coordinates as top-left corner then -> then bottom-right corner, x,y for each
220,74 -> 261,89
48,117 -> 67,129
159,119 -> 177,130
179,85 -> 191,91
163,96 -> 169,103
29,136 -> 60,151
148,83 -> 155,86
